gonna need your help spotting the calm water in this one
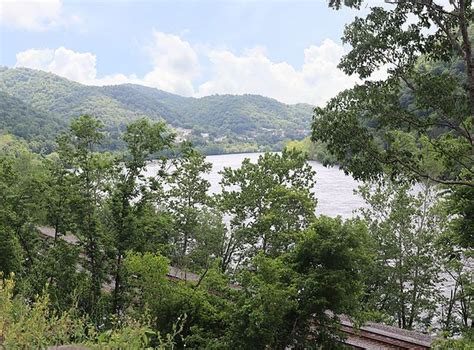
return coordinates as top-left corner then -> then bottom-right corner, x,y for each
146,152 -> 366,218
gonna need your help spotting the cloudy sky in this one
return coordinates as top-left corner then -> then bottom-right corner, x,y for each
0,0 -> 385,105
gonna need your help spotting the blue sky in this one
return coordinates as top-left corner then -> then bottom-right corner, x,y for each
0,0 -> 382,105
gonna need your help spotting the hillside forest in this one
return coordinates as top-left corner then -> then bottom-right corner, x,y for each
0,0 -> 473,349
0,66 -> 312,156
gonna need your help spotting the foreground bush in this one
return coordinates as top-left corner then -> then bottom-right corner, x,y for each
0,274 -> 181,349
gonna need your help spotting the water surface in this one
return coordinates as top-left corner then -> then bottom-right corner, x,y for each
147,152 -> 366,218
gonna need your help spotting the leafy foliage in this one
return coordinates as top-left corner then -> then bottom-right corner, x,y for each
357,179 -> 445,330
0,116 -> 383,348
311,1 -> 473,343
285,136 -> 337,164
313,2 -> 473,187
218,149 -> 317,270
3,6 -> 473,338
0,274 -> 182,349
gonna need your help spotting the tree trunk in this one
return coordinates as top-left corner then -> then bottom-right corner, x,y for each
113,253 -> 122,314
458,0 -> 474,119
443,282 -> 458,331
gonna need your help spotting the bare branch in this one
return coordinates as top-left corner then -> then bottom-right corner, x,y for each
397,157 -> 474,187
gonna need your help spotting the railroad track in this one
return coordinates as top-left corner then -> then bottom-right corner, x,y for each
338,315 -> 434,349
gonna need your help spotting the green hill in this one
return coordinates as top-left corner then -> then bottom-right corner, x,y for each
0,67 -> 313,154
0,90 -> 65,153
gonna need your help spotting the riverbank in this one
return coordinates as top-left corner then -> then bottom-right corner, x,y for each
284,137 -> 337,164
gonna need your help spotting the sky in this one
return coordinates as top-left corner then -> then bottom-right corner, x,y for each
0,0 -> 387,106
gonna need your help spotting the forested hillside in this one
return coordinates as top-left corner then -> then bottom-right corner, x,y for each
1,0 -> 472,347
0,90 -> 65,153
0,67 -> 312,154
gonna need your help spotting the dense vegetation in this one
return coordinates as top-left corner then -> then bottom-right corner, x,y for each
312,0 -> 473,346
0,67 -> 312,155
0,118 -> 365,348
285,137 -> 337,164
0,90 -> 66,154
0,115 -> 471,348
0,0 -> 472,348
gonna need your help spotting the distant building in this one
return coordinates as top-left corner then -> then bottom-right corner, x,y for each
174,127 -> 192,142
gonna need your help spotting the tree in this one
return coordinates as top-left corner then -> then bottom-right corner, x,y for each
0,138 -> 47,281
218,149 -> 316,272
107,118 -> 172,313
186,208 -> 226,272
312,1 -> 473,339
438,233 -> 473,333
0,136 -> 83,309
285,137 -> 336,164
227,254 -> 298,349
164,144 -> 213,269
313,1 -> 473,187
123,251 -> 171,317
444,186 -> 474,249
357,179 -> 445,330
43,155 -> 74,243
56,115 -> 114,316
0,157 -> 22,276
437,186 -> 473,332
289,216 -> 371,347
227,216 -> 371,349
124,252 -> 233,349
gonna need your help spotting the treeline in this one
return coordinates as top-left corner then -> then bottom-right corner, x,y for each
0,67 -> 312,155
0,116 -> 471,348
285,137 -> 337,164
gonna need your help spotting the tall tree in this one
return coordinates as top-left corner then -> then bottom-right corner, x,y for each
437,186 -> 473,332
218,149 -> 316,272
57,115 -> 113,315
313,1 -> 473,187
313,0 -> 473,339
357,179 -> 444,330
107,118 -> 172,313
43,155 -> 74,243
290,216 -> 371,347
0,138 -> 47,279
165,144 -> 213,270
227,216 -> 371,349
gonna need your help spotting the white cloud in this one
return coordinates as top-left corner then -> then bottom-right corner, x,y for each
16,47 -> 97,82
14,32 -> 380,105
142,30 -> 200,96
0,0 -> 80,31
15,46 -> 142,86
198,39 -> 360,105
14,31 -> 200,95
13,30 -> 202,96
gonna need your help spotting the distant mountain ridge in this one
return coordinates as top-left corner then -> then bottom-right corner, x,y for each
0,67 -> 313,154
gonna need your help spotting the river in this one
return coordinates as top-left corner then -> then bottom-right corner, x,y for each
146,152 -> 366,218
